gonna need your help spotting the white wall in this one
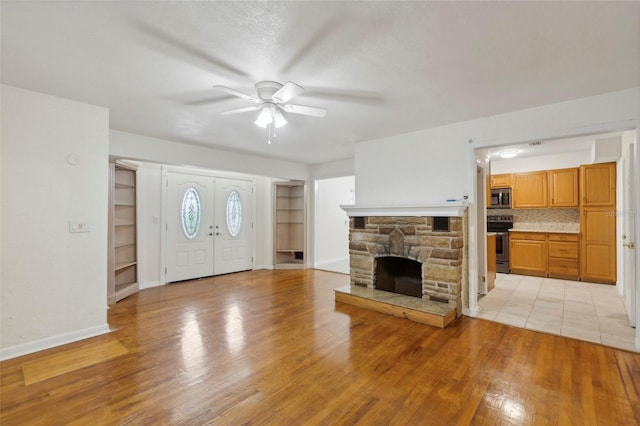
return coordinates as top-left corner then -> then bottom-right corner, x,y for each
356,88 -> 639,206
110,130 -> 310,181
253,176 -> 274,270
136,162 -> 163,289
491,150 -> 592,174
314,176 -> 355,268
1,85 -> 110,359
310,158 -> 355,180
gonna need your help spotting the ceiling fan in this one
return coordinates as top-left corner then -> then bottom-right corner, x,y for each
213,81 -> 327,143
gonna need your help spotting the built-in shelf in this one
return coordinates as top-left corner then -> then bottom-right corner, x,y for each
274,181 -> 306,270
115,261 -> 137,272
109,164 -> 138,305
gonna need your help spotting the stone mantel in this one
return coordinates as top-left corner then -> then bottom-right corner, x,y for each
340,202 -> 468,218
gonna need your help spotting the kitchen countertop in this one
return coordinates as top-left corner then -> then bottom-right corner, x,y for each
510,228 -> 580,234
487,232 -> 497,237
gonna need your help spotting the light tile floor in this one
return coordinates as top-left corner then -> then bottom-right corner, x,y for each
478,273 -> 638,352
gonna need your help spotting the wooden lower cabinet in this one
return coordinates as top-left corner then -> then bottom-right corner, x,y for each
548,233 -> 579,280
510,231 -> 582,280
510,232 -> 547,277
580,207 -> 616,284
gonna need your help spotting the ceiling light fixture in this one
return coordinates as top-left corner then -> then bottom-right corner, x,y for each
253,103 -> 287,129
254,103 -> 287,144
497,149 -> 520,159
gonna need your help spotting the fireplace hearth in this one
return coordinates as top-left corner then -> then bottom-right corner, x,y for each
345,213 -> 467,317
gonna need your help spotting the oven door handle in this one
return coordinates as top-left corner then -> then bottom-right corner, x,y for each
498,192 -> 503,207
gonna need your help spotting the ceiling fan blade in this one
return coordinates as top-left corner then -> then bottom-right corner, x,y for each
219,105 -> 261,115
213,85 -> 261,104
279,104 -> 327,118
272,81 -> 305,104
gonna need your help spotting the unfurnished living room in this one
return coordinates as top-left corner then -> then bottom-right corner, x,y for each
1,1 -> 639,424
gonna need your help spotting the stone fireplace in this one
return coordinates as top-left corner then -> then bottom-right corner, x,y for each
342,205 -> 468,317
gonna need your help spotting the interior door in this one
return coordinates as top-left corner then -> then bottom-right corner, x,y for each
166,172 -> 215,282
214,178 -> 253,275
623,142 -> 636,325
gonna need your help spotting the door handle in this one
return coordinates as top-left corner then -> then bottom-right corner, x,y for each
623,242 -> 636,249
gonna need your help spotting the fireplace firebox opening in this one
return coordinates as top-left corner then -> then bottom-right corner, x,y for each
374,256 -> 422,298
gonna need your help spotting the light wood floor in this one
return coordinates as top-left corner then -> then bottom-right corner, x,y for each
2,269 -> 639,425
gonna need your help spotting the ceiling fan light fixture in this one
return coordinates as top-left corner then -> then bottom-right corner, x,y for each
273,108 -> 287,128
254,108 -> 272,128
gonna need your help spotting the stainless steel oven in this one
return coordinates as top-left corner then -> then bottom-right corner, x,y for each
487,215 -> 513,273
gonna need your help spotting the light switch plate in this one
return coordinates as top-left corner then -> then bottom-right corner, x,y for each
69,222 -> 90,233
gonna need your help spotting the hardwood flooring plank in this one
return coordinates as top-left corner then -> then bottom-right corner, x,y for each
21,336 -> 129,385
1,270 -> 639,425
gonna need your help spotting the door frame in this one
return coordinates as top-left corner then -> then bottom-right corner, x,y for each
469,123 -> 639,346
160,166 -> 256,285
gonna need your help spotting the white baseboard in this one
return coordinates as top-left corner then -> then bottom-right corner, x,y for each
314,257 -> 349,268
0,323 -> 111,361
139,281 -> 162,290
463,306 -> 480,317
253,264 -> 274,270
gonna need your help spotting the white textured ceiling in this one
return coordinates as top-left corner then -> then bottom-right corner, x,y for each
2,1 -> 639,165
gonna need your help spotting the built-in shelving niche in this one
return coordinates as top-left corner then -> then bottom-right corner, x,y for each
108,164 -> 138,304
274,181 -> 306,269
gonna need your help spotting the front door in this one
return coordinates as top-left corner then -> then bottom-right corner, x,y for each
166,172 -> 215,282
214,178 -> 253,275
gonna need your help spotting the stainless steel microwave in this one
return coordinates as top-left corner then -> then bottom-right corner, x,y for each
489,188 -> 512,209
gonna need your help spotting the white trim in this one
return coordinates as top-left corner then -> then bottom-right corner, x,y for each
315,256 -> 349,268
340,202 -> 468,217
0,324 -> 111,361
139,281 -> 162,290
253,264 -> 274,270
463,307 -> 479,317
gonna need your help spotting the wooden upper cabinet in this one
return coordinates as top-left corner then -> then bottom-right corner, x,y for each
512,171 -> 548,208
548,168 -> 579,207
580,162 -> 616,207
490,174 -> 512,188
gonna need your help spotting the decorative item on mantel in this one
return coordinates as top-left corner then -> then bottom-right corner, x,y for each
336,203 -> 469,329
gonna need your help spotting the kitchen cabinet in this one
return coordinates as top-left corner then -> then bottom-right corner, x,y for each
580,162 -> 616,207
512,171 -> 548,208
548,168 -> 579,207
581,208 -> 616,284
548,233 -> 579,280
579,162 -> 616,284
491,173 -> 512,188
509,231 -> 582,280
487,233 -> 496,291
510,232 -> 547,277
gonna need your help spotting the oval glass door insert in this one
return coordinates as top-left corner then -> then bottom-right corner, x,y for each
226,190 -> 242,237
181,187 -> 201,239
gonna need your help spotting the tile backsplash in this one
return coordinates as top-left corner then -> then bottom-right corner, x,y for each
488,208 -> 580,232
